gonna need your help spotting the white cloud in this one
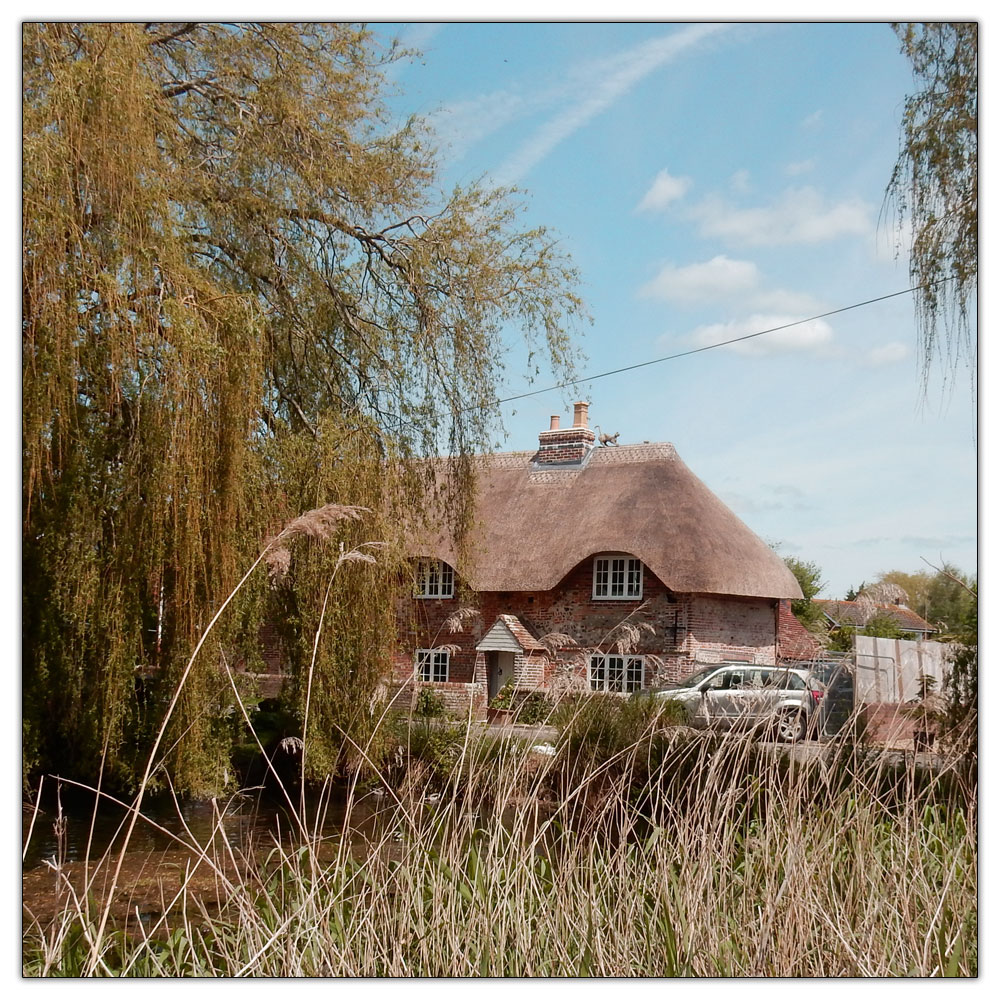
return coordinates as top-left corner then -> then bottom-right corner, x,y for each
494,22 -> 732,183
430,90 -> 530,159
801,109 -> 823,128
640,255 -> 759,303
729,168 -> 751,193
689,314 -> 835,357
865,341 -> 909,366
636,169 -> 691,212
785,159 -> 815,176
748,288 -> 825,314
690,186 -> 870,246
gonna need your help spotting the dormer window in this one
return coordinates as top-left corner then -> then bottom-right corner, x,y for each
593,555 -> 643,600
415,559 -> 454,599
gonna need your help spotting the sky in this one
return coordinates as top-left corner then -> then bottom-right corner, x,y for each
370,19 -> 978,601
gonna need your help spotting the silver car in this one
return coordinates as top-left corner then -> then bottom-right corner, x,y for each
654,663 -> 825,742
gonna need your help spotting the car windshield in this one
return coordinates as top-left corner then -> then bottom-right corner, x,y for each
661,665 -> 723,690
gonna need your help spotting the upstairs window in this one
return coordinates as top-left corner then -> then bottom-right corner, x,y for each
589,654 -> 645,694
415,649 -> 449,683
415,559 -> 454,599
592,555 -> 643,600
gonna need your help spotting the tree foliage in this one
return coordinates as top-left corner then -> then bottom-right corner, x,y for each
886,22 -> 977,386
22,23 -> 583,792
943,583 -> 977,749
872,564 -> 975,634
783,557 -> 826,630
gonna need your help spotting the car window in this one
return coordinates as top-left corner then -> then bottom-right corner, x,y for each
767,671 -> 806,690
674,665 -> 724,689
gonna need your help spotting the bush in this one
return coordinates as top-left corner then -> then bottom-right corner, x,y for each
414,687 -> 446,719
513,691 -> 552,725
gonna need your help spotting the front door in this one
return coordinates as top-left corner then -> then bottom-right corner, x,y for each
488,651 -> 516,701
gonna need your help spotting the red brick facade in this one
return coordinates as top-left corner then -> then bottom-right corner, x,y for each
393,556 -> 781,712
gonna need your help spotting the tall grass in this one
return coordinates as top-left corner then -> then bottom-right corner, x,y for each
23,709 -> 977,977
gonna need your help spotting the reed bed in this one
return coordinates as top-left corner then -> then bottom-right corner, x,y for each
22,706 -> 977,977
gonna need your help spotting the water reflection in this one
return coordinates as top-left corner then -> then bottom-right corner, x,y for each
22,783 -> 391,870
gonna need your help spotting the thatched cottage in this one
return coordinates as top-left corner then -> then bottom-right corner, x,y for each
393,403 -> 805,716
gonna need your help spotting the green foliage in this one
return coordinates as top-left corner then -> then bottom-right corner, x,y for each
414,687 -> 446,719
512,691 -> 553,725
826,626 -> 856,652
943,584 -> 977,748
488,682 -> 516,711
783,557 -> 826,629
862,612 -> 905,639
486,683 -> 552,722
22,23 -> 583,793
886,22 -> 978,385
557,692 -> 686,766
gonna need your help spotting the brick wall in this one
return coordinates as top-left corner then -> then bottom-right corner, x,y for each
394,557 -> 780,699
776,599 -> 824,660
387,680 -> 488,717
676,593 -> 778,673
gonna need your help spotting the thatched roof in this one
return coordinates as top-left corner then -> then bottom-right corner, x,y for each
415,442 -> 801,600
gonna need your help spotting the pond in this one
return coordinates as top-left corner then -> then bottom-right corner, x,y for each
22,780 -> 396,872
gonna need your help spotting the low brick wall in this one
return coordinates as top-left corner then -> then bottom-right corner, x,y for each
387,680 -> 488,718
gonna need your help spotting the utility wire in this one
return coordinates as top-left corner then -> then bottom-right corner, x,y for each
489,280 -> 947,410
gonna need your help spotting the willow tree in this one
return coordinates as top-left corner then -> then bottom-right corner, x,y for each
23,23 -> 583,793
886,22 -> 977,387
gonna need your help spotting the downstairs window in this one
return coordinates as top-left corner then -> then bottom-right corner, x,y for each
415,648 -> 449,683
589,654 -> 645,694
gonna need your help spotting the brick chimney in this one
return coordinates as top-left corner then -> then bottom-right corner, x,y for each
535,402 -> 595,465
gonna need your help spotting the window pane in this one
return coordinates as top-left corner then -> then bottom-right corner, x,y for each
627,559 -> 642,597
594,558 -> 609,597
611,559 -> 625,596
433,652 -> 448,682
625,658 -> 643,693
589,655 -> 606,691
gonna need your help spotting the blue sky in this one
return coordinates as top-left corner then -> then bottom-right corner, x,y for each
374,20 -> 978,600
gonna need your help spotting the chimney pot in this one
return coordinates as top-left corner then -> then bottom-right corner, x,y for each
549,415 -> 560,431
572,401 -> 589,429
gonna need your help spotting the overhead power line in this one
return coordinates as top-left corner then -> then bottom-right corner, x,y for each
490,280 -> 949,410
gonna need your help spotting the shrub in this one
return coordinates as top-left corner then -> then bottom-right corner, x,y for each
414,687 -> 446,719
513,691 -> 552,725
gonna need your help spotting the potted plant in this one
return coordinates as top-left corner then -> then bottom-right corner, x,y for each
487,682 -> 516,725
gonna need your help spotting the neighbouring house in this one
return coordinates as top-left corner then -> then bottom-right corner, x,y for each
812,599 -> 937,641
392,402 -> 803,716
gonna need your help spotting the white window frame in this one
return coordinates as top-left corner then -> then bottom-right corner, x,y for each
415,648 -> 450,683
592,555 -> 643,600
414,558 -> 455,599
589,654 -> 645,694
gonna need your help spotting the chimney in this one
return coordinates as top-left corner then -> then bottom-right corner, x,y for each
536,402 -> 595,465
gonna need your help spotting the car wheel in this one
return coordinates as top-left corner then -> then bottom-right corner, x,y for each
776,711 -> 806,744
